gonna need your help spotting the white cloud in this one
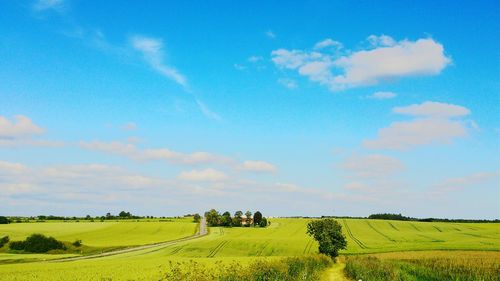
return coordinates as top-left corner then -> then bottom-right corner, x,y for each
80,140 -> 232,165
367,34 -> 396,47
272,36 -> 451,91
234,63 -> 247,71
341,154 -> 405,178
248,56 -> 263,63
239,161 -> 277,173
314,39 -> 343,50
433,171 -> 500,193
364,101 -> 471,150
0,115 -> 63,147
33,0 -> 66,11
393,101 -> 470,117
195,99 -> 222,121
278,78 -> 298,89
368,91 -> 397,100
266,30 -> 276,39
178,168 -> 228,182
130,35 -> 187,87
0,115 -> 44,138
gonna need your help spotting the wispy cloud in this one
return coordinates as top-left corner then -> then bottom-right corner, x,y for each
0,115 -> 63,147
368,91 -> 397,100
130,35 -> 188,87
364,101 -> 472,150
178,168 -> 229,182
272,35 -> 451,91
33,0 -> 66,12
265,30 -> 276,39
278,78 -> 298,89
239,161 -> 277,173
196,99 -> 222,121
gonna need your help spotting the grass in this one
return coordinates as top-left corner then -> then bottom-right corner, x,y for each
0,218 -> 498,280
344,251 -> 500,281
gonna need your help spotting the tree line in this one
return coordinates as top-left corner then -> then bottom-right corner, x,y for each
198,209 -> 269,227
368,213 -> 500,223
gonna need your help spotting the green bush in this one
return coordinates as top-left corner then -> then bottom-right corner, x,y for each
9,234 -> 66,253
0,236 -> 9,248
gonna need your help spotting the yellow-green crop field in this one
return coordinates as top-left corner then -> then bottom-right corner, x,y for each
0,218 -> 499,280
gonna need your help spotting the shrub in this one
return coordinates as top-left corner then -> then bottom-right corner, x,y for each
0,216 -> 10,224
0,236 -> 9,248
9,234 -> 66,253
72,239 -> 82,247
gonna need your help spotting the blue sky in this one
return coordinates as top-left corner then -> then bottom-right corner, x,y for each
1,0 -> 499,218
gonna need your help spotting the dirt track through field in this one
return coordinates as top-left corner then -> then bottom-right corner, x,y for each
51,217 -> 207,262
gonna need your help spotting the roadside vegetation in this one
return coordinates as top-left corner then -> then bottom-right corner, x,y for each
161,255 -> 332,281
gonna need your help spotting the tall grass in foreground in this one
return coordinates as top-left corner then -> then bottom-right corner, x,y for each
345,251 -> 500,281
160,255 -> 332,281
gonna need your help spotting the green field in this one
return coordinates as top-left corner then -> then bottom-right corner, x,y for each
0,218 -> 499,280
0,218 -> 197,248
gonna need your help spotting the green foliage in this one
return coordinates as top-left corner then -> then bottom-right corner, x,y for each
306,219 -> 347,259
253,211 -> 262,226
205,209 -> 221,227
9,233 -> 66,253
369,213 -> 411,221
259,217 -> 268,227
0,235 -> 9,248
232,211 -> 243,227
72,240 -> 82,247
244,211 -> 252,227
345,252 -> 500,281
193,213 -> 201,223
221,212 -> 232,227
118,211 -> 131,218
0,216 -> 10,224
161,255 -> 332,281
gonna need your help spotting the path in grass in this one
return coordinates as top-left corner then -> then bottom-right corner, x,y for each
321,260 -> 350,281
53,217 -> 207,262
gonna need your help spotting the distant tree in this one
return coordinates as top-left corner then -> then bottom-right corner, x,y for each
0,216 -> 10,224
193,213 -> 201,223
306,219 -> 347,260
232,211 -> 243,227
221,211 -> 232,227
259,217 -> 268,227
119,211 -> 131,218
205,209 -> 221,226
72,239 -> 82,247
85,215 -> 91,220
245,211 -> 252,227
253,211 -> 263,226
106,212 -> 112,219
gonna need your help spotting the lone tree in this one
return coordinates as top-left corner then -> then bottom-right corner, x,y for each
306,219 -> 347,260
193,213 -> 201,223
253,211 -> 263,226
